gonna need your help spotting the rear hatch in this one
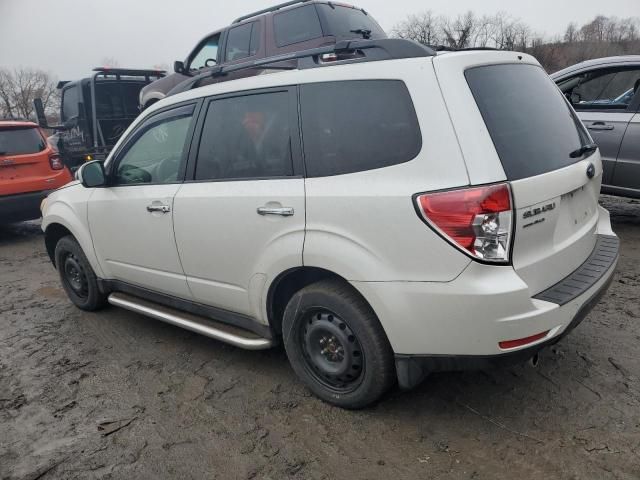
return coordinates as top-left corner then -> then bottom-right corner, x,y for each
0,125 -> 54,196
315,3 -> 387,41
434,52 -> 601,294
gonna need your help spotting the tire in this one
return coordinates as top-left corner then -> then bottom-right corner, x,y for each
282,278 -> 396,409
54,235 -> 108,311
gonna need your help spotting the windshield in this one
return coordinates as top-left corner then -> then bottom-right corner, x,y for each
557,68 -> 640,109
466,63 -> 591,181
317,4 -> 386,40
0,127 -> 46,156
189,35 -> 220,71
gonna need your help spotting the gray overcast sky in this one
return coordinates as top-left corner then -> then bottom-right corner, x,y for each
0,0 -> 638,79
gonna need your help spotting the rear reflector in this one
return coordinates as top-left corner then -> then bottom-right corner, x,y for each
499,330 -> 549,350
415,183 -> 513,263
49,153 -> 63,170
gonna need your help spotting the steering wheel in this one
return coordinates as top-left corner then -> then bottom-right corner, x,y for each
118,164 -> 152,184
156,156 -> 180,183
204,58 -> 217,67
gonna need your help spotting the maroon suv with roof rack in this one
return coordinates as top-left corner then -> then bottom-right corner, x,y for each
138,0 -> 386,109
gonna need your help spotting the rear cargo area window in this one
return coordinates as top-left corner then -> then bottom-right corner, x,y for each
0,127 -> 46,156
225,22 -> 260,62
274,5 -> 323,47
300,80 -> 421,177
317,4 -> 386,40
466,64 -> 590,181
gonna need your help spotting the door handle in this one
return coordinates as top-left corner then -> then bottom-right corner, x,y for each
257,206 -> 294,216
588,123 -> 614,131
146,204 -> 171,213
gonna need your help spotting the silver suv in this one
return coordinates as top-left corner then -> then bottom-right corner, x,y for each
553,56 -> 640,199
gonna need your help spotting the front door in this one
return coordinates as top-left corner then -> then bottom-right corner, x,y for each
578,111 -> 632,185
558,66 -> 640,185
173,88 -> 305,319
89,103 -> 197,298
611,112 -> 640,195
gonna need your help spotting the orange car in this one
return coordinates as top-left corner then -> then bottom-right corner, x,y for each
0,120 -> 73,223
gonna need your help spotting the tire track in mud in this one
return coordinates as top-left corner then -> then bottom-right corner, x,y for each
1,201 -> 639,479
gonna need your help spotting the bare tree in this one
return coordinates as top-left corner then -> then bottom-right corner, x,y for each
441,11 -> 477,49
392,10 -> 442,46
392,10 -> 640,72
0,68 -> 59,120
564,22 -> 578,43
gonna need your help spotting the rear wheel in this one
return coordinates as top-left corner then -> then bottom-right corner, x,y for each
282,279 -> 395,409
54,236 -> 107,311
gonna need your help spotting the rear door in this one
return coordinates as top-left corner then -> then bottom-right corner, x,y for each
0,125 -> 51,196
173,87 -> 305,319
435,53 -> 603,294
556,66 -> 640,185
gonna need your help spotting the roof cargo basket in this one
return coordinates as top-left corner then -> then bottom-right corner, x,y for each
232,0 -> 311,23
170,38 -> 435,96
91,67 -> 166,80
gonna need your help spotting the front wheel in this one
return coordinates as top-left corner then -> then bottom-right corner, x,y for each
282,279 -> 395,409
54,236 -> 107,311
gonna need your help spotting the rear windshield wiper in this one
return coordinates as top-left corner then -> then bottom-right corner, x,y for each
350,29 -> 371,39
570,143 -> 598,158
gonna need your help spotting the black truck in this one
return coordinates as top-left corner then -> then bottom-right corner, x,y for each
35,67 -> 164,169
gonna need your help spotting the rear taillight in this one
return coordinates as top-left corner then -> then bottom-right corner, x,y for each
415,183 -> 513,263
49,153 -> 63,170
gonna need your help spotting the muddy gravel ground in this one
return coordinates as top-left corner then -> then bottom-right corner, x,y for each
1,196 -> 639,480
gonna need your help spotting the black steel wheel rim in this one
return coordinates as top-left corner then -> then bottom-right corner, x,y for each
63,253 -> 88,298
300,309 -> 364,392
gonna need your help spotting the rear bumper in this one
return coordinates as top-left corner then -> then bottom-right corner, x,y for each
0,190 -> 51,223
394,262 -> 616,389
351,209 -> 619,389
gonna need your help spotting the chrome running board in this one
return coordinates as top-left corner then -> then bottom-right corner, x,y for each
108,292 -> 273,350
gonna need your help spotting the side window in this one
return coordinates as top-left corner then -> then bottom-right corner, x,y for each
558,68 -> 640,110
61,86 -> 79,122
300,80 -> 422,177
225,22 -> 260,62
189,34 -> 221,71
273,5 -> 323,47
114,105 -> 194,185
195,92 -> 293,181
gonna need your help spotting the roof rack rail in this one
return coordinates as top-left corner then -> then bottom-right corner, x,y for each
232,0 -> 311,23
169,38 -> 435,96
430,45 -> 502,52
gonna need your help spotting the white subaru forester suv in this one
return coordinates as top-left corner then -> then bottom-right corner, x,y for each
42,39 -> 619,408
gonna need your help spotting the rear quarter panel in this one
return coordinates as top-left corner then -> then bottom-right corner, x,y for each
303,59 -> 472,282
432,51 -> 541,185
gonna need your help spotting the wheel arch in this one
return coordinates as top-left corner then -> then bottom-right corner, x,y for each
44,223 -> 73,266
266,267 -> 379,337
42,209 -> 104,278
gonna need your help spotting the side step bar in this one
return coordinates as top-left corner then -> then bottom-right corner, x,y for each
108,292 -> 273,350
